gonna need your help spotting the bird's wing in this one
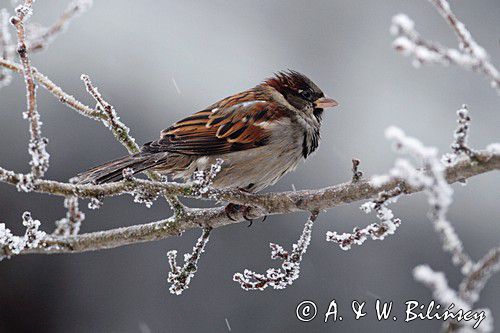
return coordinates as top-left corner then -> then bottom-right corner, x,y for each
142,91 -> 288,156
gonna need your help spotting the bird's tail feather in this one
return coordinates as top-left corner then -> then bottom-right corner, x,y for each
76,153 -> 161,184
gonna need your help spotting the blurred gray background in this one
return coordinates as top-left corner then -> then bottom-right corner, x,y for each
0,0 -> 498,332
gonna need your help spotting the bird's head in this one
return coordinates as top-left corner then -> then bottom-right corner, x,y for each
264,70 -> 338,120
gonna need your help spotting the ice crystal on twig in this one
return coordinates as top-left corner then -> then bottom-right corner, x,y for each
192,158 -> 223,196
81,74 -> 137,153
326,188 -> 402,250
449,105 -> 477,161
15,172 -> 34,192
233,212 -> 318,291
54,196 -> 85,236
1,211 -> 46,260
133,187 -> 160,208
88,197 -> 103,210
167,227 -> 211,295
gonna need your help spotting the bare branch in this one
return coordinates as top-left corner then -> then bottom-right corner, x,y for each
351,158 -> 363,182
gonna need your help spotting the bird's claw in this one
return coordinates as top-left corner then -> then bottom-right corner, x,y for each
225,203 -> 256,226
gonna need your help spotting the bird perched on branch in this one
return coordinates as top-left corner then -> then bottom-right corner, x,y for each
78,70 -> 337,216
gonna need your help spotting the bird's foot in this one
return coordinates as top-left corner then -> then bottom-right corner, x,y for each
225,203 -> 254,226
225,203 -> 267,227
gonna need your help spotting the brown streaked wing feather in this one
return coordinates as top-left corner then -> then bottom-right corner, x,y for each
143,91 -> 287,156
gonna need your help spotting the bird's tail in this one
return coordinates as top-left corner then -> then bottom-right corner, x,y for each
76,153 -> 161,184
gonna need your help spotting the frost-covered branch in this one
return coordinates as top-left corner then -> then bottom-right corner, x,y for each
459,247 -> 500,305
0,144 -> 497,257
414,265 -> 494,332
391,0 -> 500,91
167,227 -> 211,295
11,0 -> 50,179
81,74 -> 138,154
80,74 -> 184,215
0,1 -> 498,306
233,211 -> 318,291
443,105 -> 478,166
326,187 -> 402,250
385,126 -> 473,273
53,196 -> 85,237
1,212 -> 47,260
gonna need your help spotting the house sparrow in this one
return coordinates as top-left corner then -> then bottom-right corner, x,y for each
78,70 -> 338,199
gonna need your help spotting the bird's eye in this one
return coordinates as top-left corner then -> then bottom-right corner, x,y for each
300,90 -> 312,100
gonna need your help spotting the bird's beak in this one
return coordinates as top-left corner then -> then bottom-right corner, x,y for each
314,96 -> 338,109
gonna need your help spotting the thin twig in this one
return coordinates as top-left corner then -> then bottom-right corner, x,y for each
351,158 -> 363,182
391,0 -> 500,91
80,74 -> 185,215
234,211 -> 319,291
11,0 -> 49,179
167,227 -> 212,295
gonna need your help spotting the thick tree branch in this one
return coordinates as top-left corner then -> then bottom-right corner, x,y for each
4,149 -> 496,256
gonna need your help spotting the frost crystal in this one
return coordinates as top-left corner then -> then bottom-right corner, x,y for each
15,172 -> 34,192
1,211 -> 46,260
327,188 -> 402,250
390,13 -> 415,36
233,213 -> 317,291
391,0 -> 500,92
133,187 -> 159,208
88,197 -> 103,210
167,228 -> 211,295
192,158 -> 223,196
54,197 -> 85,236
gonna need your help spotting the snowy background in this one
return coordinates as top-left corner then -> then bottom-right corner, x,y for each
0,0 -> 499,332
